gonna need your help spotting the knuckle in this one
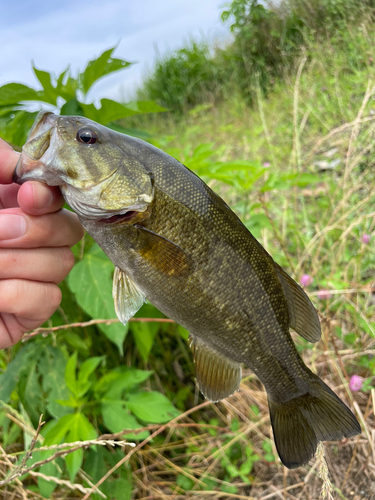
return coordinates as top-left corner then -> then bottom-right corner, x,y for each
47,284 -> 62,312
60,247 -> 76,274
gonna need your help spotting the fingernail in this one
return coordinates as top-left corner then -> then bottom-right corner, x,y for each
0,214 -> 27,240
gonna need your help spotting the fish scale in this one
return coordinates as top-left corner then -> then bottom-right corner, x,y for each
14,110 -> 361,469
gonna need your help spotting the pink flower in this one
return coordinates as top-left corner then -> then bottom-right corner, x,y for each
300,274 -> 313,287
317,289 -> 332,300
263,162 -> 271,168
361,234 -> 371,244
349,375 -> 363,392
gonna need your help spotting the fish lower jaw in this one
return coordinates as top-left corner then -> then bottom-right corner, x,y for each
97,210 -> 140,224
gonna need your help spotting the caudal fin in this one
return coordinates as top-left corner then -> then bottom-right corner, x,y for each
268,375 -> 361,469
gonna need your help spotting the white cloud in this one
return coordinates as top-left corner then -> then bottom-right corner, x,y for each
0,0 -> 229,102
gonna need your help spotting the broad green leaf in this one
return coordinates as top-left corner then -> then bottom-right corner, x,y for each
38,461 -> 60,498
126,391 -> 180,423
65,413 -> 83,481
131,321 -> 159,361
65,352 -> 78,397
78,412 -> 97,441
79,46 -> 132,94
18,359 -> 44,426
40,346 -> 71,419
55,68 -> 77,101
102,477 -> 132,500
33,66 -> 58,105
105,369 -> 153,399
0,342 -> 43,403
0,83 -> 40,105
60,97 -> 84,116
101,399 -> 148,439
78,356 -> 106,385
44,414 -> 77,446
68,244 -> 128,353
81,98 -> 139,124
0,110 -> 38,147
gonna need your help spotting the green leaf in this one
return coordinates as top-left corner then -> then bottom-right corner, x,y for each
38,461 -> 60,498
68,243 -> 128,354
101,399 -> 147,438
96,368 -> 153,399
33,66 -> 58,105
126,391 -> 180,423
79,46 -> 132,95
65,352 -> 79,397
0,83 -> 40,105
0,342 -> 43,403
78,356 -> 106,386
60,97 -> 84,116
65,413 -> 83,481
78,412 -> 97,441
81,98 -> 139,124
76,356 -> 105,398
102,477 -> 132,500
18,358 -> 44,425
177,473 -> 195,490
40,346 -> 72,418
131,321 -> 159,361
44,414 -> 77,446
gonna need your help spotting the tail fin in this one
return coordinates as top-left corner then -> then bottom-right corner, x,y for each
268,375 -> 361,469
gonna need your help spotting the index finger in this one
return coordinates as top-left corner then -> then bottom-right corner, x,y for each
0,138 -> 20,184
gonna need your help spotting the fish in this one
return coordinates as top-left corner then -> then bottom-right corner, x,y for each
13,111 -> 361,468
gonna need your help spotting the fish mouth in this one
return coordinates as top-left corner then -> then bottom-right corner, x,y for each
98,210 -> 140,224
13,111 -> 63,186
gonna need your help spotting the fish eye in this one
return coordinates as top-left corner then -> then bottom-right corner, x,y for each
77,128 -> 98,145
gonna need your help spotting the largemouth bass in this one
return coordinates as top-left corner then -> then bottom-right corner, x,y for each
14,111 -> 360,468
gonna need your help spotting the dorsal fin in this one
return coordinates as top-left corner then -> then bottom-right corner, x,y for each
190,337 -> 242,402
274,263 -> 321,343
112,266 -> 146,325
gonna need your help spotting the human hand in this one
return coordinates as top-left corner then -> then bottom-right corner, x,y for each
0,138 -> 84,348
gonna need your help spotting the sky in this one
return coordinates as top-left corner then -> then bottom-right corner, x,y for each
0,0 -> 230,103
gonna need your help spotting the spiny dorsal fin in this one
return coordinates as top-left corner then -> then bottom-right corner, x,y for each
274,263 -> 321,343
112,266 -> 146,325
134,225 -> 192,277
190,337 -> 242,402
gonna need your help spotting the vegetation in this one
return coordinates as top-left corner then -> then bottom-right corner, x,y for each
1,0 -> 375,498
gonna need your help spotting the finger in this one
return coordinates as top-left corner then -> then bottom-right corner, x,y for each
0,184 -> 20,209
18,182 -> 65,215
0,247 -> 75,283
0,279 -> 61,321
0,138 -> 20,184
0,280 -> 62,348
0,208 -> 84,248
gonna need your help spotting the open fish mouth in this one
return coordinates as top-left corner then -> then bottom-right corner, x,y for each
98,211 -> 140,224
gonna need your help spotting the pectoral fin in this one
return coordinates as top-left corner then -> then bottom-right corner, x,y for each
134,225 -> 192,277
190,337 -> 242,402
112,266 -> 146,325
275,263 -> 321,343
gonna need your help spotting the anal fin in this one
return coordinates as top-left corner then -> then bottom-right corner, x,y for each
274,263 -> 321,343
112,266 -> 146,325
190,337 -> 242,402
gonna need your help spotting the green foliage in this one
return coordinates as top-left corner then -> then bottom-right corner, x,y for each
0,46 -> 165,147
141,0 -> 375,111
